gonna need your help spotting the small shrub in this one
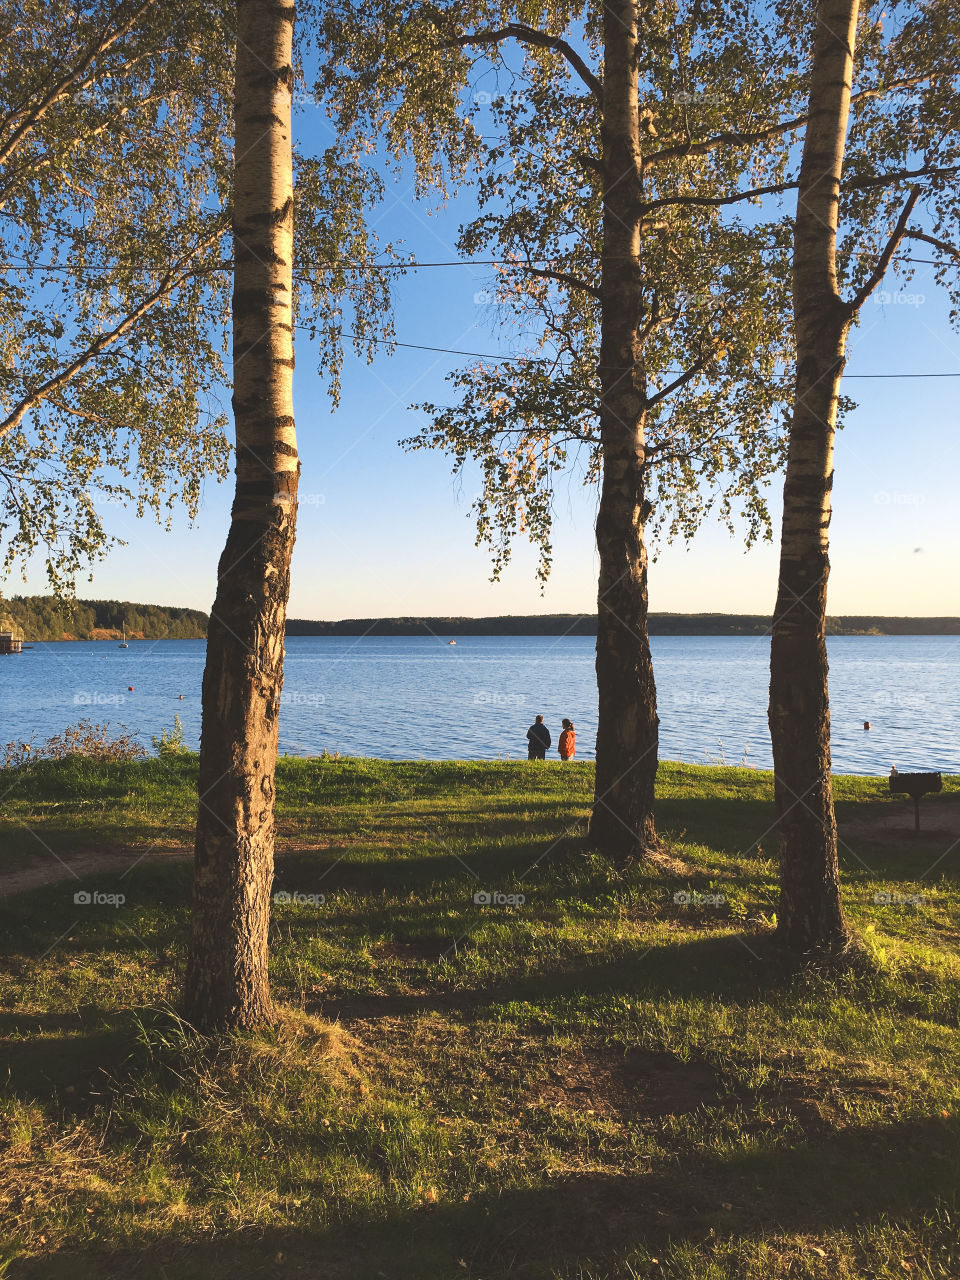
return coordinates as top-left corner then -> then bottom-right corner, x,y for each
2,720 -> 146,768
152,714 -> 187,757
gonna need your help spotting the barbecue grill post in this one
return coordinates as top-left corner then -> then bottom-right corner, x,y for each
888,771 -> 942,833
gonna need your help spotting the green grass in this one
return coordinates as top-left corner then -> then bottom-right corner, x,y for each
1,757 -> 960,1279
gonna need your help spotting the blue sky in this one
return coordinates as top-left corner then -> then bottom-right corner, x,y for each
15,94 -> 960,621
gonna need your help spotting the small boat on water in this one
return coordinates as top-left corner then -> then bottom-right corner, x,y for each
119,622 -> 128,649
448,640 -> 457,645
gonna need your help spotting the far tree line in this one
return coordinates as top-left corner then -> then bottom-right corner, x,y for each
285,614 -> 960,637
1,0 -> 958,1030
1,596 -> 209,640
7,597 -> 959,640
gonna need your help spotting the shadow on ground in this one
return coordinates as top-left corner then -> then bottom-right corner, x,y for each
8,1114 -> 959,1280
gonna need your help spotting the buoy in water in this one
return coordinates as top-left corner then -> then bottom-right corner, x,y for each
128,686 -> 134,692
179,694 -> 184,699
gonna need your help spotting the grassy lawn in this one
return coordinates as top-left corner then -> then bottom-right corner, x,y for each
1,757 -> 959,1278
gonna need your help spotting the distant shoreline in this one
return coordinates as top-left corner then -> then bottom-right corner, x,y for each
19,626 -> 960,642
285,613 -> 960,638
2,597 -> 208,643
7,598 -> 960,641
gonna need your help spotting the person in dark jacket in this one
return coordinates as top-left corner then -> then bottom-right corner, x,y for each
526,714 -> 551,760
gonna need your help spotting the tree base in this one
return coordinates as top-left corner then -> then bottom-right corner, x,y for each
587,806 -> 665,866
774,918 -> 859,969
181,990 -> 278,1036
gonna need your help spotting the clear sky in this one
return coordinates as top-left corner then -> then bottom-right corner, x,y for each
13,92 -> 960,621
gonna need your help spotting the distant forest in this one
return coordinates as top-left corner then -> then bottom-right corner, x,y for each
286,614 -> 960,637
2,596 -> 209,641
5,601 -> 959,641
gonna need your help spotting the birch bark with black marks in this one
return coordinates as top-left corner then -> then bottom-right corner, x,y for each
184,0 -> 297,1030
768,0 -> 858,956
587,0 -> 661,859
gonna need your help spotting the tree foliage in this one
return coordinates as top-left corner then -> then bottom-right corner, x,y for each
0,0 -> 392,591
321,1 -> 813,582
321,0 -> 960,583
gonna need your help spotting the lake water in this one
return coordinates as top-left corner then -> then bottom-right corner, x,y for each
1,635 -> 957,775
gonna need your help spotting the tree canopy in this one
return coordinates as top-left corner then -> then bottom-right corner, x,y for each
321,1 -> 811,581
320,0 -> 960,583
0,0 -> 392,591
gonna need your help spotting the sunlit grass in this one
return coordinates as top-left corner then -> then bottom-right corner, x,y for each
1,758 -> 959,1278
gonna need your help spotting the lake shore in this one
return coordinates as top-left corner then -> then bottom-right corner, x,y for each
5,635 -> 959,775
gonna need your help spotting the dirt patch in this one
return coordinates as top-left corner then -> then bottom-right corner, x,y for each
538,1047 -> 858,1133
536,1045 -> 725,1120
0,840 -> 340,900
759,1079 -> 847,1132
838,794 -> 960,845
0,846 -> 191,899
373,939 -> 449,963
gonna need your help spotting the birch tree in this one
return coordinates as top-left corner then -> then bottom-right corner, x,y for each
0,0 -> 392,1026
769,0 -> 960,956
180,0 -> 397,1031
321,0 -> 806,858
182,0 -> 298,1031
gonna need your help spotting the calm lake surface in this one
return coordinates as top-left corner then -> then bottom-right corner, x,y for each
1,635 -> 957,775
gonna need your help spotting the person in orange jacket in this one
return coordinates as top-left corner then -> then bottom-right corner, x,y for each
558,718 -> 576,760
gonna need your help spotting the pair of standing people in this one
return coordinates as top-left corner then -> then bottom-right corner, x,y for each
526,715 -> 576,761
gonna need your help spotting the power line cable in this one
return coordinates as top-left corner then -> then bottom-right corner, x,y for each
0,252 -> 947,274
300,323 -> 960,377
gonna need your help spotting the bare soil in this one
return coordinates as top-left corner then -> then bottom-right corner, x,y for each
0,841 -> 339,899
0,846 -> 191,899
838,794 -> 960,845
536,1045 -> 725,1119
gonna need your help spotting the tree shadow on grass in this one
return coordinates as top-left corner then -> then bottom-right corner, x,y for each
273,835 -> 595,894
271,831 -> 777,909
307,931 -> 794,1023
8,1114 -> 959,1280
0,932 -> 790,1136
1,1024 -> 134,1104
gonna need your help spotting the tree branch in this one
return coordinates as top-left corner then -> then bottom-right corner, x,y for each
647,355 -> 708,408
648,419 -> 729,466
522,264 -> 600,297
644,75 -> 942,168
640,163 -> 959,214
848,185 -> 923,312
440,24 -> 602,101
902,228 -> 960,262
45,396 -> 126,429
646,295 -> 738,409
0,0 -> 159,173
574,149 -> 604,176
641,178 -> 799,213
0,217 -> 226,443
645,116 -> 810,168
849,163 -> 960,191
